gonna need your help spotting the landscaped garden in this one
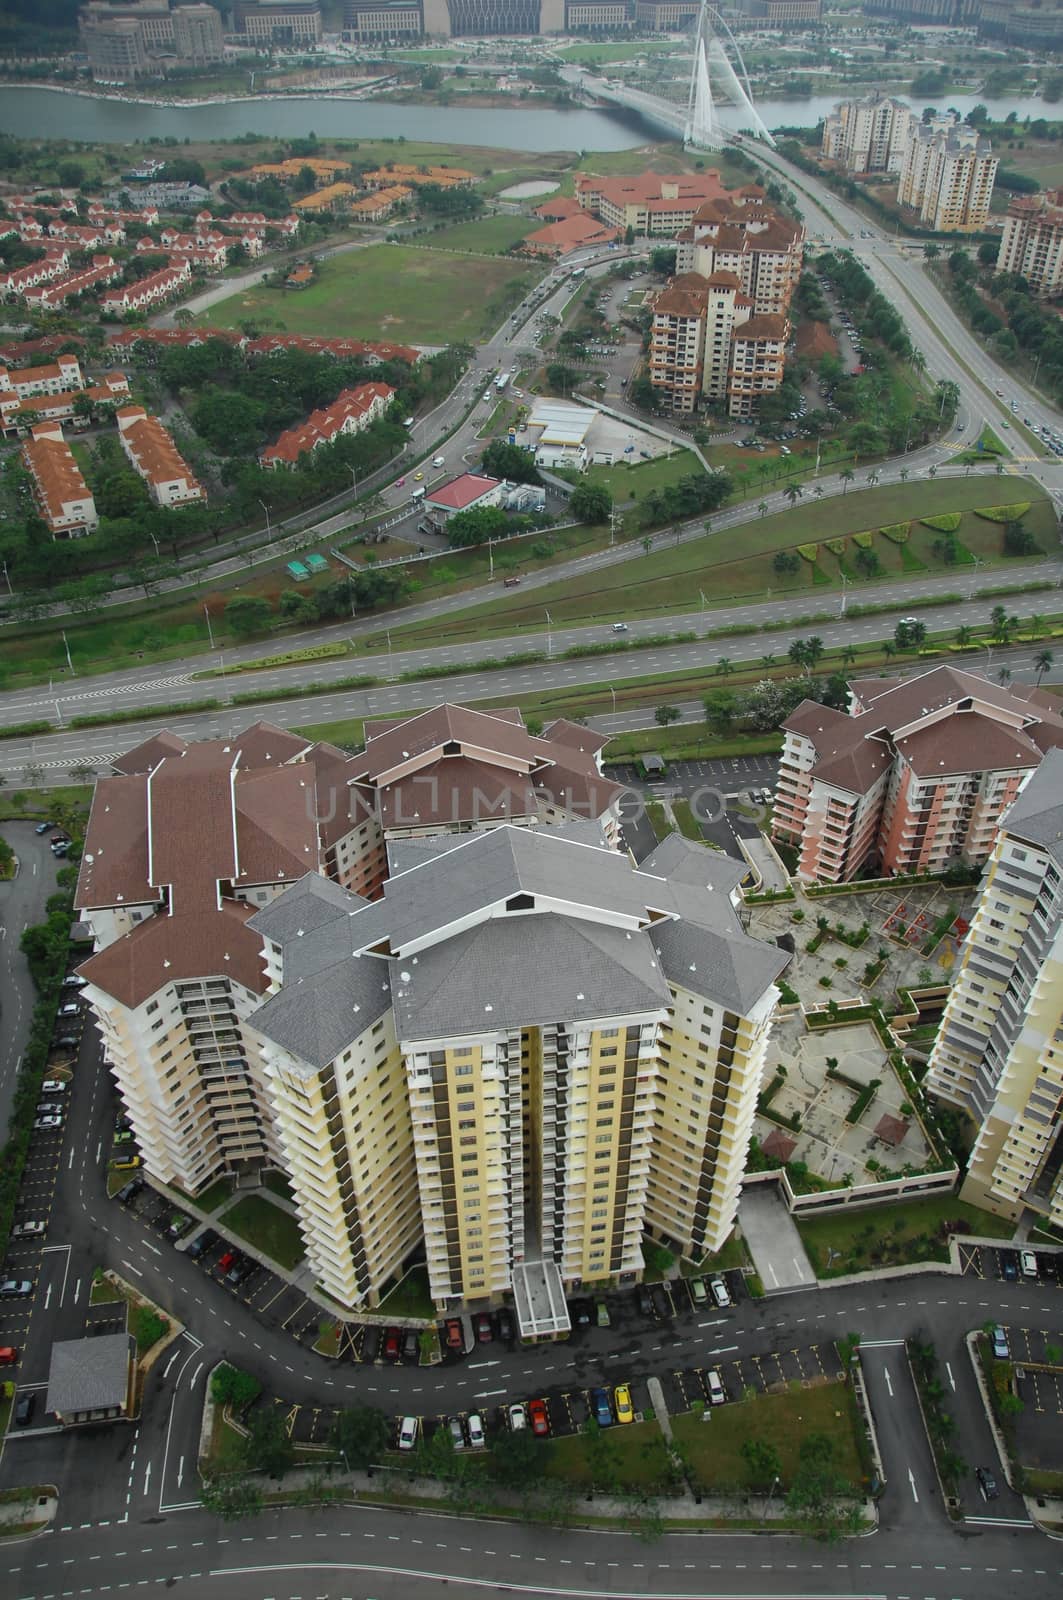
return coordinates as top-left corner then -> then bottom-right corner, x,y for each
223,1193 -> 306,1271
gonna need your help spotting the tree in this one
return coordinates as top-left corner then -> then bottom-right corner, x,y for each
784,484 -> 804,507
839,469 -> 854,494
199,1474 -> 263,1521
742,1437 -> 782,1491
956,624 -> 973,646
1035,648 -> 1054,686
480,439 -> 540,485
655,704 -> 681,726
569,482 -> 612,525
226,596 -> 273,639
786,1433 -> 862,1543
894,618 -> 926,651
1003,519 -> 1036,555
758,501 -> 769,517
332,1405 -> 390,1471
715,656 -> 734,677
243,1406 -> 295,1479
211,1364 -> 263,1412
854,547 -> 880,577
491,1426 -> 541,1490
704,688 -> 737,734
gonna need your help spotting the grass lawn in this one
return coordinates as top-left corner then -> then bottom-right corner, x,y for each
684,1232 -> 752,1277
198,243 -> 544,345
670,1381 -> 865,1493
223,1193 -> 305,1271
196,1176 -> 235,1213
555,39 -> 685,61
797,1195 -> 1014,1279
425,215 -> 535,254
544,1419 -> 671,1490
585,448 -> 701,503
262,1170 -> 294,1203
671,797 -> 706,842
379,475 -> 1050,646
377,1265 -> 435,1320
205,1407 -> 249,1473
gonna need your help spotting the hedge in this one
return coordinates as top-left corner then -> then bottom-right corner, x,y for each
852,530 -> 873,549
975,503 -> 1031,523
0,720 -> 53,741
797,543 -> 818,562
825,537 -> 846,556
880,521 -> 910,543
211,641 -> 350,676
70,699 -> 221,729
921,512 -> 961,533
231,674 -> 378,707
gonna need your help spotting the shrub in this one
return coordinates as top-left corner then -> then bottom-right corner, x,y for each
852,529 -> 874,549
825,536 -> 846,556
797,542 -> 818,562
974,502 -> 1031,522
210,1363 -> 263,1412
879,521 -> 910,543
921,512 -> 961,533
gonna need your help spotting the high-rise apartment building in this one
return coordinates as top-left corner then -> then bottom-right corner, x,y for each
647,268 -> 792,419
79,0 -> 223,78
897,120 -> 997,233
773,666 -> 1063,885
674,189 -> 804,316
821,92 -> 915,175
927,751 -> 1063,1227
75,709 -> 787,1324
997,189 -> 1063,296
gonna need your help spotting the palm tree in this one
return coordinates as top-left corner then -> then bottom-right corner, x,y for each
716,657 -> 734,677
928,465 -> 938,480
1029,613 -> 1045,639
884,641 -> 896,662
758,501 -> 768,517
997,666 -> 1013,686
900,467 -> 909,483
842,644 -> 856,667
866,470 -> 879,486
956,624 -> 973,647
814,485 -> 824,499
785,484 -> 804,507
805,636 -> 824,671
1035,648 -> 1054,686
840,469 -> 854,494
761,653 -> 776,668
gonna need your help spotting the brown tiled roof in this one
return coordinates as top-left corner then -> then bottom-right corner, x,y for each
78,899 -> 265,1011
231,721 -> 312,768
76,775 -> 157,911
534,758 -> 623,823
235,765 -> 319,885
117,408 -> 202,495
542,718 -> 610,756
704,270 -> 741,289
760,1127 -> 797,1162
874,1112 -> 910,1147
354,703 -> 541,782
652,274 -> 709,319
734,313 -> 788,341
895,713 -> 1046,778
110,731 -> 188,776
378,757 -> 538,831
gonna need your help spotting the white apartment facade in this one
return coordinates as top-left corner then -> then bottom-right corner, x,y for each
898,120 -> 998,232
821,92 -> 915,174
997,189 -> 1063,295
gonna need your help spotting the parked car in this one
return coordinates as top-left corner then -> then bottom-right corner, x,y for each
650,1284 -> 672,1319
991,1326 -> 1009,1360
14,1392 -> 36,1427
114,1130 -> 135,1146
402,1328 -> 420,1363
58,1002 -> 81,1018
11,1220 -> 46,1239
167,1213 -> 192,1240
40,1079 -> 67,1095
186,1229 -> 218,1261
448,1415 -> 466,1450
508,1402 -> 527,1431
383,1327 -> 402,1361
444,1318 -> 464,1352
595,1300 -> 611,1328
636,1285 -> 654,1317
466,1411 -> 485,1448
569,1298 -> 593,1327
61,976 -> 86,990
496,1307 -> 514,1342
35,821 -> 55,835
116,1177 -> 144,1204
1020,1249 -> 1039,1279
112,1156 -> 141,1171
474,1311 -> 493,1344
0,1347 -> 18,1366
217,1251 -> 237,1275
397,1416 -> 419,1451
529,1398 -> 550,1437
361,1326 -> 381,1364
976,1465 -> 999,1500
589,1387 -> 613,1428
54,1036 -> 79,1051
34,1113 -> 63,1132
689,1277 -> 708,1306
706,1368 -> 726,1406
227,1258 -> 254,1287
0,1279 -> 33,1299
710,1276 -> 732,1309
614,1383 -> 634,1425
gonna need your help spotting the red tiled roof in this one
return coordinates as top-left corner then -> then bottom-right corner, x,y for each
426,473 -> 500,512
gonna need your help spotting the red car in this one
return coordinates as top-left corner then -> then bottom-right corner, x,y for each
0,1347 -> 18,1366
383,1326 -> 402,1361
218,1250 -> 236,1274
474,1312 -> 493,1344
444,1318 -> 463,1351
528,1398 -> 550,1438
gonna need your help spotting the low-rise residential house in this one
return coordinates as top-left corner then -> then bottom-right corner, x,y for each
347,185 -> 412,222
260,382 -> 395,469
424,472 -> 505,520
521,213 -> 620,257
363,164 -> 474,190
0,251 -> 70,300
292,183 -> 359,215
22,256 -> 123,310
48,218 -> 126,248
21,422 -> 99,537
0,371 -> 131,433
0,354 -> 83,398
100,260 -> 191,315
116,404 -> 205,507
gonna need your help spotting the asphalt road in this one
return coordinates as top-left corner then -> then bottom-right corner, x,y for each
0,824 -> 61,1129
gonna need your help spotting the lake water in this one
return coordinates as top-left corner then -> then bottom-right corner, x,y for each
0,83 -> 1051,153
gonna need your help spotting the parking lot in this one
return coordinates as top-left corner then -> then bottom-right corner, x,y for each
958,1242 -> 1063,1287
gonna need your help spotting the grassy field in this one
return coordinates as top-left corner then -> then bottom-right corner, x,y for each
586,448 -> 701,502
377,1265 -> 435,1320
198,243 -> 543,345
379,474 -> 1052,646
196,1176 -> 235,1213
424,215 -> 536,254
797,1195 -> 1013,1279
544,1419 -> 672,1489
670,1381 -> 865,1493
556,40 -> 686,62
223,1193 -> 305,1271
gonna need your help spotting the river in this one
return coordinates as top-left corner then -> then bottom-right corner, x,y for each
0,83 -> 1052,152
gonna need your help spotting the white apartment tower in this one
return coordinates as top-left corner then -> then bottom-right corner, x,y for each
821,92 -> 915,175
898,120 -> 998,233
927,751 -> 1063,1228
997,189 -> 1063,296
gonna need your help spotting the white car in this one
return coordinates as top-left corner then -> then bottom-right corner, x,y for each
397,1415 -> 419,1451
34,1114 -> 63,1132
41,1079 -> 67,1095
710,1276 -> 732,1309
1020,1250 -> 1039,1279
706,1368 -> 726,1406
11,1220 -> 45,1239
508,1402 -> 527,1431
466,1411 -> 486,1448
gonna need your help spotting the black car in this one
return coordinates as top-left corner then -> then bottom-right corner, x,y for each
650,1284 -> 672,1319
999,1250 -> 1019,1282
976,1465 -> 999,1500
14,1392 -> 36,1426
636,1285 -> 654,1317
186,1229 -> 219,1261
496,1307 -> 514,1343
361,1325 -> 381,1364
403,1328 -> 420,1363
116,1177 -> 144,1204
34,821 -> 55,836
568,1298 -> 593,1327
227,1257 -> 254,1287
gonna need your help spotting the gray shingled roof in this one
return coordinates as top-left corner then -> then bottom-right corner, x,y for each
248,872 -> 360,945
47,1333 -> 132,1415
1001,749 -> 1063,865
391,913 -> 671,1042
640,833 -> 746,896
250,955 -> 392,1071
650,912 -> 788,1015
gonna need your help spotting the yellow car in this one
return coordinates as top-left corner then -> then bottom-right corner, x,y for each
614,1383 -> 634,1424
413,471 -> 424,481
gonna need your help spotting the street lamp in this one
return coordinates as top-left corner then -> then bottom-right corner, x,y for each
839,572 -> 849,618
966,554 -> 982,601
763,1473 -> 781,1522
258,499 -> 271,538
545,609 -> 553,659
204,604 -> 215,649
